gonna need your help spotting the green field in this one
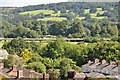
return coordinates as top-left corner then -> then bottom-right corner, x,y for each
96,8 -> 102,11
76,17 -> 85,20
19,10 -> 54,15
51,11 -> 61,17
83,8 -> 107,20
90,13 -> 97,17
91,16 -> 106,19
84,9 -> 90,14
37,17 -> 67,21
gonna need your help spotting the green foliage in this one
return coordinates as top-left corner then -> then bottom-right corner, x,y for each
47,69 -> 60,79
43,38 -> 66,58
27,62 -> 46,73
20,49 -> 32,63
60,58 -> 76,78
28,53 -> 43,63
42,58 -> 53,69
2,39 -> 43,55
2,39 -> 28,55
1,2 -> 119,38
2,55 -> 15,68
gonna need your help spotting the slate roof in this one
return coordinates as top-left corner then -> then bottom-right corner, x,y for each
87,72 -> 106,78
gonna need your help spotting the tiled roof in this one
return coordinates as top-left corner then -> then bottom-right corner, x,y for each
74,73 -> 86,79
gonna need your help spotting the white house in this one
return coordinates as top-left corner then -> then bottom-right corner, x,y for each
0,50 -> 9,60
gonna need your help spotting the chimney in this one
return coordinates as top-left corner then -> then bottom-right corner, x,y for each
95,59 -> 99,63
102,59 -> 106,64
88,60 -> 92,64
8,65 -> 17,77
110,61 -> 116,65
17,70 -> 24,78
43,73 -> 49,80
12,65 -> 17,71
68,70 -> 76,79
0,63 -> 4,69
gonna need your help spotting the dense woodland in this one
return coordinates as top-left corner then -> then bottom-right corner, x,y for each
1,2 -> 119,38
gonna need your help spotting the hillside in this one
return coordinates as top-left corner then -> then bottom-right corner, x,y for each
1,2 -> 119,38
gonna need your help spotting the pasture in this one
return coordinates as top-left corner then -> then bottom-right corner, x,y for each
37,17 -> 67,21
76,17 -> 85,20
51,11 -> 61,17
19,10 -> 54,15
84,9 -> 90,14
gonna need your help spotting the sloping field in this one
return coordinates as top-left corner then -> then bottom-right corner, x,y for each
76,17 -> 85,20
37,17 -> 67,21
91,16 -> 107,19
84,9 -> 90,14
51,11 -> 61,17
19,10 -> 54,15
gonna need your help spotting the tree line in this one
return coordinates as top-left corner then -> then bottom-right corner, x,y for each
1,18 -> 119,38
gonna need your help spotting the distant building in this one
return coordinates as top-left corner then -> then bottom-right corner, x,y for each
0,50 -> 9,60
68,59 -> 120,79
82,58 -> 119,79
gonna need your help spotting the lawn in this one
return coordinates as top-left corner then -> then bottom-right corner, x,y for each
37,17 -> 67,21
19,10 -> 54,15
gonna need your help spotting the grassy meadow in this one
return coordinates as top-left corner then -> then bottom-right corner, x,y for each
19,10 -> 54,15
37,17 -> 67,21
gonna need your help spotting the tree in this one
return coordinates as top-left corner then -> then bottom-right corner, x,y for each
3,55 -> 15,68
42,58 -> 53,69
27,62 -> 46,73
47,69 -> 60,79
90,8 -> 97,13
20,49 -> 32,63
2,39 -> 28,55
43,38 -> 66,59
59,58 -> 76,78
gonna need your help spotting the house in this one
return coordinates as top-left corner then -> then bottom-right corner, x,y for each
0,64 -> 49,79
68,70 -> 86,79
81,59 -> 120,79
0,50 -> 9,60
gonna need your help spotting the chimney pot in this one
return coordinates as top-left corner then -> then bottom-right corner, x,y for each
88,60 -> 92,64
0,63 -> 4,69
95,59 -> 99,63
17,70 -> 23,78
102,59 -> 106,64
110,61 -> 116,65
